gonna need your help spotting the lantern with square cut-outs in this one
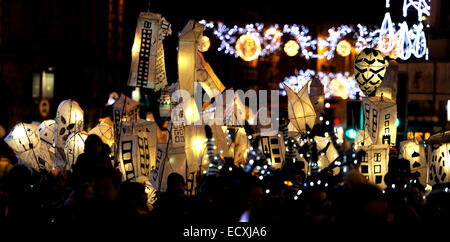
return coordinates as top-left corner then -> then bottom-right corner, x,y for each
128,11 -> 171,91
121,119 -> 157,170
64,131 -> 88,170
354,48 -> 389,96
399,138 -> 428,186
4,122 -> 53,171
54,100 -> 84,169
359,144 -> 390,189
428,142 -> 450,186
253,132 -> 286,170
112,94 -> 139,144
362,96 -> 397,146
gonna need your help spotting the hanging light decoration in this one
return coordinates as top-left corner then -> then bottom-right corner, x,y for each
328,77 -> 349,99
284,40 -> 300,57
235,33 -> 261,61
199,35 -> 211,52
336,40 -> 352,57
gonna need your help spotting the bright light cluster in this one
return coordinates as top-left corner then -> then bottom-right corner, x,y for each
279,70 -> 363,99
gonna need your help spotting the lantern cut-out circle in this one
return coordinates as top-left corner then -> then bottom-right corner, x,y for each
354,48 -> 389,96
235,34 -> 261,61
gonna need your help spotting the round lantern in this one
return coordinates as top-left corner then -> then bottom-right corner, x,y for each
329,77 -> 349,99
235,34 -> 261,61
64,131 -> 88,169
354,48 -> 389,96
4,122 -> 40,153
198,35 -> 211,52
284,40 -> 300,57
88,118 -> 114,147
336,40 -> 351,57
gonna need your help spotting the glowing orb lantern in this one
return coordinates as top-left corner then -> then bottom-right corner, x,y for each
284,40 -> 300,57
199,35 -> 211,52
336,40 -> 351,57
329,77 -> 349,99
354,48 -> 389,96
235,34 -> 261,61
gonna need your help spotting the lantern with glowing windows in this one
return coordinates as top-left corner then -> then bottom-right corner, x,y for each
354,48 -> 389,96
284,82 -> 316,134
4,122 -> 53,171
399,137 -> 428,186
54,100 -> 84,170
427,132 -> 450,185
112,94 -> 139,143
336,40 -> 351,57
64,131 -> 88,169
128,11 -> 171,91
284,40 -> 299,57
362,96 -> 397,146
252,132 -> 286,170
235,34 -> 261,62
38,119 -> 56,160
88,117 -> 114,147
359,144 -> 390,189
150,144 -> 187,192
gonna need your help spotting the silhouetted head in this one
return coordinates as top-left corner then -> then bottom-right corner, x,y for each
84,134 -> 105,155
167,172 -> 185,196
92,167 -> 122,201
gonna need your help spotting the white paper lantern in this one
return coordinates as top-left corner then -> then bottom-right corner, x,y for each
359,144 -> 390,189
196,52 -> 225,98
88,118 -> 115,147
314,136 -> 339,171
128,11 -> 171,91
54,100 -> 84,169
253,132 -> 286,170
112,94 -> 139,143
64,131 -> 88,169
362,96 -> 397,146
354,48 -> 389,96
4,122 -> 53,171
150,144 -> 187,192
284,83 -> 316,134
38,119 -> 56,162
399,138 -> 428,186
428,142 -> 450,185
356,128 -> 373,147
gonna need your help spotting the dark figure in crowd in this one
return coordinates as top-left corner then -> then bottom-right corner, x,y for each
118,181 -> 153,223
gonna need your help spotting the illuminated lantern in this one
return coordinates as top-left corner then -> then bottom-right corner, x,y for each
64,131 -> 88,169
284,40 -> 299,57
235,34 -> 261,61
4,122 -> 53,171
356,128 -> 373,147
284,83 -> 316,134
359,144 -> 390,189
399,137 -> 428,186
128,11 -> 171,91
158,90 -> 171,119
224,91 -> 256,126
144,181 -> 157,206
54,100 -> 84,170
112,94 -> 139,143
184,125 -> 206,173
150,144 -> 187,192
309,77 -> 325,122
229,127 -> 250,164
88,118 -> 115,147
427,132 -> 450,185
38,119 -> 56,160
196,52 -> 226,98
336,40 -> 351,57
329,77 -> 349,99
362,96 -> 397,146
314,136 -> 339,171
253,132 -> 286,170
354,48 -> 389,96
198,35 -> 210,52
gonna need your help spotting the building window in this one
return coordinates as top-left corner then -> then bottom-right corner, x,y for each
374,153 -> 381,162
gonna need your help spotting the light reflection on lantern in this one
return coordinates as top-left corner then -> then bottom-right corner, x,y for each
336,40 -> 351,57
284,40 -> 300,57
199,35 -> 211,52
235,34 -> 261,61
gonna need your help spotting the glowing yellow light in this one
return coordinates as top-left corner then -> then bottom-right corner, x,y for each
199,36 -> 211,52
193,137 -> 204,152
131,37 -> 140,54
264,27 -> 282,45
284,180 -> 293,187
336,40 -> 351,57
377,34 -> 399,59
235,34 -> 261,61
284,40 -> 300,57
329,78 -> 349,99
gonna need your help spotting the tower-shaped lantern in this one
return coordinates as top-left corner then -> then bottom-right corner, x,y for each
399,137 -> 428,186
284,82 -> 316,134
359,144 -> 390,189
362,95 -> 397,146
427,132 -> 450,186
128,11 -> 171,91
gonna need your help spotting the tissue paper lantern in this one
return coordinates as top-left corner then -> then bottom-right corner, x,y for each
123,119 -> 158,170
362,96 -> 397,146
4,122 -> 53,170
64,131 -> 88,169
284,83 -> 316,134
359,144 -> 390,189
399,138 -> 428,186
54,100 -> 84,169
428,142 -> 450,185
128,11 -> 171,91
356,128 -> 373,147
88,118 -> 114,147
314,136 -> 339,169
150,144 -> 187,192
112,94 -> 139,143
196,52 -> 225,98
184,125 -> 206,173
354,48 -> 389,96
253,132 -> 286,169
38,119 -> 56,160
